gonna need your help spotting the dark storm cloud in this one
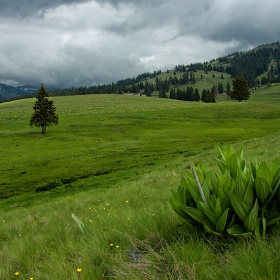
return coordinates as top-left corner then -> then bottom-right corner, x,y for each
1,0 -> 280,88
104,0 -> 280,51
0,0 -> 90,18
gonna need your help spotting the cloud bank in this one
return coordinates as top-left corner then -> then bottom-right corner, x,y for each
0,0 -> 280,88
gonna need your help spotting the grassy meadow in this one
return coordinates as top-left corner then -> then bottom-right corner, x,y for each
1,85 -> 280,279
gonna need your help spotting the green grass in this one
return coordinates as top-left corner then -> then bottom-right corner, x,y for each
147,69 -> 233,98
1,87 -> 280,279
1,93 -> 280,199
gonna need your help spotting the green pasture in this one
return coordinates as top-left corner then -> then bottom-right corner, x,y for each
148,70 -> 232,95
1,87 -> 280,279
1,92 -> 280,199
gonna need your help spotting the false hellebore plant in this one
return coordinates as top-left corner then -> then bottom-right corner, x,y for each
170,145 -> 280,239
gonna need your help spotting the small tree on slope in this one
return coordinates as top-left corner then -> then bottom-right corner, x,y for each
230,76 -> 250,102
30,84 -> 58,134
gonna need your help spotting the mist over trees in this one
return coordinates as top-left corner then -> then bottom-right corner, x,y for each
4,42 -> 280,103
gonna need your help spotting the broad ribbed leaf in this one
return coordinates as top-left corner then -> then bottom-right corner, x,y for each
203,220 -> 223,236
229,192 -> 251,222
176,182 -> 188,204
199,202 -> 218,225
218,145 -> 235,162
244,200 -> 258,232
227,214 -> 236,229
216,158 -> 227,173
235,175 -> 246,198
181,205 -> 205,224
170,188 -> 186,205
250,161 -> 258,178
227,224 -> 252,236
266,213 -> 280,227
257,162 -> 273,186
254,218 -> 261,239
255,177 -> 272,204
170,198 -> 189,220
243,177 -> 254,207
216,208 -> 229,233
227,154 -> 239,178
214,197 -> 222,217
184,175 -> 200,204
271,162 -> 280,187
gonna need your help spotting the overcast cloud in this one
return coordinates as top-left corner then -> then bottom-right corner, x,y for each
1,0 -> 280,88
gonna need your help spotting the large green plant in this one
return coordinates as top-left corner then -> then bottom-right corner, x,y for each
170,145 -> 280,238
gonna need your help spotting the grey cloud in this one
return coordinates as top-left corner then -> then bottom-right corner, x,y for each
1,0 -> 280,89
0,43 -> 148,88
176,0 -> 280,49
103,0 -> 280,50
0,0 -> 90,18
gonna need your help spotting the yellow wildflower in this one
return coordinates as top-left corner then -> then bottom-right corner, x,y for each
115,245 -> 119,248
110,243 -> 114,247
126,200 -> 128,203
15,272 -> 20,276
77,268 -> 82,273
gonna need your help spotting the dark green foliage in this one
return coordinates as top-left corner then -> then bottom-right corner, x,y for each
30,84 -> 58,134
35,176 -> 78,192
226,82 -> 231,94
261,77 -> 268,85
158,89 -> 167,98
218,83 -> 224,93
194,88 -> 200,101
230,76 -> 250,102
35,179 -> 62,192
201,89 -> 215,103
170,145 -> 280,238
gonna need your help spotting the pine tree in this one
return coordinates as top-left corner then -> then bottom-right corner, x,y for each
194,88 -> 200,101
226,82 -> 231,95
30,84 -> 59,134
230,76 -> 250,102
201,89 -> 207,102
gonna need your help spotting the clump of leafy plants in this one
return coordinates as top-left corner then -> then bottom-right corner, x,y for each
170,145 -> 280,238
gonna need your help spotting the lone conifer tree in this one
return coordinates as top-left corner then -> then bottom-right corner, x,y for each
30,84 -> 58,134
230,76 -> 250,102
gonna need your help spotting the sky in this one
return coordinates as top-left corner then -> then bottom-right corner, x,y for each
1,0 -> 280,88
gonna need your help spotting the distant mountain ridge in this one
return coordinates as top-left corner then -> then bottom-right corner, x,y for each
0,83 -> 59,102
0,83 -> 38,101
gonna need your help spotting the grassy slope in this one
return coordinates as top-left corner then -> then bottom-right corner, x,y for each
1,89 -> 280,199
1,86 -> 280,279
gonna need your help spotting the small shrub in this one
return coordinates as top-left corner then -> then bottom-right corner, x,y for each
35,179 -> 62,192
170,145 -> 280,238
60,176 -> 78,184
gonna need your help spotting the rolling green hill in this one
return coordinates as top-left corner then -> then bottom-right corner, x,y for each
45,41 -> 280,99
1,85 -> 280,200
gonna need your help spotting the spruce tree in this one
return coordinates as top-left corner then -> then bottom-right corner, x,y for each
230,76 -> 250,102
30,84 -> 59,134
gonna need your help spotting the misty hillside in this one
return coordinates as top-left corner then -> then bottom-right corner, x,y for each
1,41 -> 280,102
50,41 -> 280,97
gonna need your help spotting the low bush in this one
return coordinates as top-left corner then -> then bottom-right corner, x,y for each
35,179 -> 62,192
170,145 -> 280,238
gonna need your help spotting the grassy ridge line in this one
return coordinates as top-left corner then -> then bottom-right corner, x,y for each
1,91 -> 280,199
1,132 -> 280,279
